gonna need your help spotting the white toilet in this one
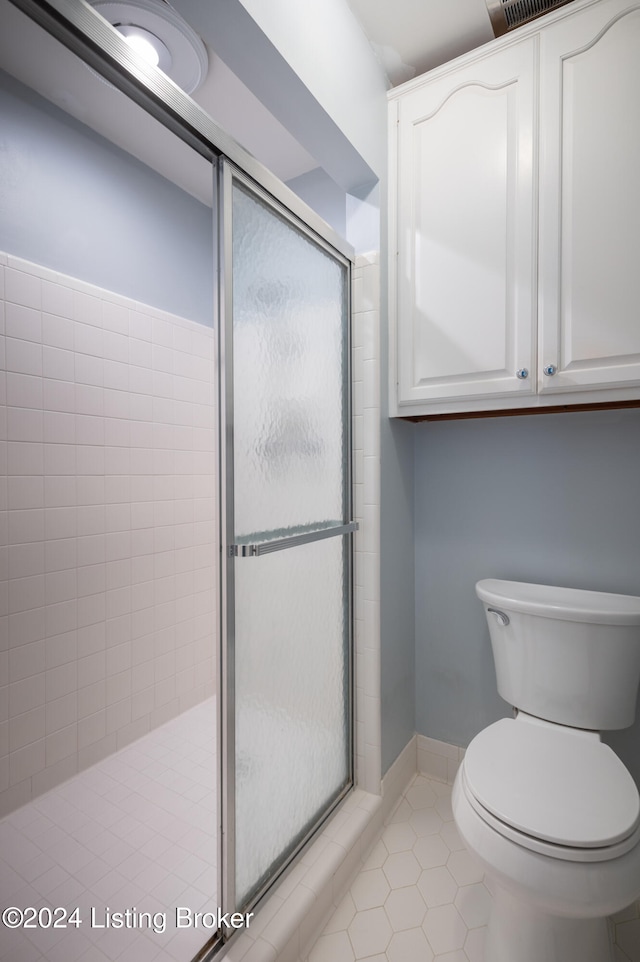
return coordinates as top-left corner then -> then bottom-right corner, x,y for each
452,579 -> 640,962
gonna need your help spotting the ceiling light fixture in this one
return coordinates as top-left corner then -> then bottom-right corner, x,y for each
90,0 -> 208,93
116,25 -> 166,68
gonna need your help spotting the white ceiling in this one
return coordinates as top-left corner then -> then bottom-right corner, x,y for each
345,0 -> 495,85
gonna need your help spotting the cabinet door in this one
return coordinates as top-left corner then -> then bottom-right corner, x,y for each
538,0 -> 640,395
393,39 -> 536,408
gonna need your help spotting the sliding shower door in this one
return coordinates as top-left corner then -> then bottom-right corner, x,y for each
219,159 -> 354,919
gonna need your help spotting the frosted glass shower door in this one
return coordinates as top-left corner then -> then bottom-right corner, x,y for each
220,162 -> 354,914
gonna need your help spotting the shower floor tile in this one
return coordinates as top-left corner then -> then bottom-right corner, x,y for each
304,773 -> 637,962
0,699 -> 217,962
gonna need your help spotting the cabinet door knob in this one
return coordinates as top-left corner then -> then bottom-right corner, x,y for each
516,368 -> 528,379
543,364 -> 557,376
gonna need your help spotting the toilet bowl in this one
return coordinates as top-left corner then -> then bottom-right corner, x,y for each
452,579 -> 640,962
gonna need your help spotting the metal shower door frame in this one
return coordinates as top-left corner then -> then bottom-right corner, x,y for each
216,157 -> 356,945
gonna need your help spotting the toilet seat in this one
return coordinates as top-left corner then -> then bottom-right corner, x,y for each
463,717 -> 640,860
460,766 -> 640,862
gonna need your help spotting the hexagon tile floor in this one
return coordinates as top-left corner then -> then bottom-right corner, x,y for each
303,773 -> 640,962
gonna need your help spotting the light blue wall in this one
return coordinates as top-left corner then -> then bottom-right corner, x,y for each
381,412 -> 415,772
414,407 -> 640,783
380,182 -> 415,773
286,168 -> 347,239
0,70 -> 213,325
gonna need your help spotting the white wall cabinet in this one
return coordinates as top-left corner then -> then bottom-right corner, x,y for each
389,0 -> 640,418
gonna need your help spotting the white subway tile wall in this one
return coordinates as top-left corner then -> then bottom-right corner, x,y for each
0,252 -> 217,818
352,253 -> 381,796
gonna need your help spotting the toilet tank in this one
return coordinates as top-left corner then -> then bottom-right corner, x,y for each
476,579 -> 640,730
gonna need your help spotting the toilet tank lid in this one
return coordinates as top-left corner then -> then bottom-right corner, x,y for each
476,579 -> 640,625
464,719 -> 640,848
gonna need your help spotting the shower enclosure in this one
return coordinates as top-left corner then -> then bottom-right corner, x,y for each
0,0 -> 355,959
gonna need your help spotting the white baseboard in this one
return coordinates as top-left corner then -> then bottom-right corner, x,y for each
417,733 -> 466,784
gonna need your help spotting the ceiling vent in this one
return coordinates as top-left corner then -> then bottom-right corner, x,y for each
487,0 -> 576,36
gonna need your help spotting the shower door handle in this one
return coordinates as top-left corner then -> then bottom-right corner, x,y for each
230,521 -> 358,557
